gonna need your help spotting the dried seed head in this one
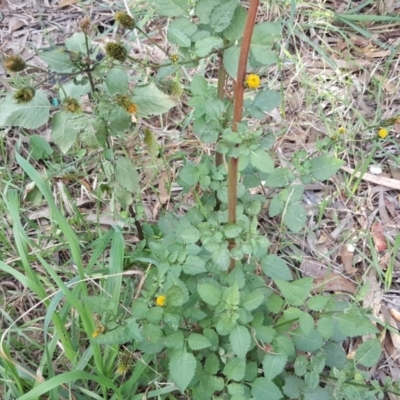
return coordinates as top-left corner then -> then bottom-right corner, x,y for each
63,97 -> 81,113
4,54 -> 26,73
156,78 -> 183,97
79,17 -> 91,33
105,42 -> 128,62
115,11 -> 135,30
13,86 -> 35,103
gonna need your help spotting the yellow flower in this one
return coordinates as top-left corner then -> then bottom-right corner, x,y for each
169,54 -> 179,63
378,128 -> 388,139
155,295 -> 166,307
245,74 -> 261,90
338,126 -> 345,134
92,325 -> 105,338
127,103 -> 137,114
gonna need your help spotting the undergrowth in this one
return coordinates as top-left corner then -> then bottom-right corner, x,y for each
0,0 -> 399,399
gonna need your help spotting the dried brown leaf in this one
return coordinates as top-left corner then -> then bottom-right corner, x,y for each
371,221 -> 387,252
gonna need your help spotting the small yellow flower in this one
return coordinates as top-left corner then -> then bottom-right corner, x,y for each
127,103 -> 137,114
245,74 -> 261,90
63,97 -> 81,113
169,54 -> 179,63
377,128 -> 388,139
338,126 -> 345,134
92,325 -> 105,338
155,295 -> 166,307
116,350 -> 134,375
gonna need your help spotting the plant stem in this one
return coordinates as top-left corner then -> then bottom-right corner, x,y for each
84,32 -> 96,94
227,0 -> 259,271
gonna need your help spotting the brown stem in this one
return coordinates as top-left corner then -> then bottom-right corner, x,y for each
227,0 -> 259,271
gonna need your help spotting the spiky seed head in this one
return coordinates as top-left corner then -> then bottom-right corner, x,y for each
115,11 -> 135,30
13,87 -> 35,103
4,54 -> 26,73
105,42 -> 128,62
156,79 -> 183,97
63,97 -> 81,113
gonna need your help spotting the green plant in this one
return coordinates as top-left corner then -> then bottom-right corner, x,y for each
0,0 -> 398,399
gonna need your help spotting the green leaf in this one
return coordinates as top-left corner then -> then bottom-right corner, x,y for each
251,377 -> 283,400
166,285 -> 186,307
265,168 -> 296,188
152,0 -> 188,16
263,353 -> 288,381
115,158 -> 139,193
50,111 -> 80,153
209,0 -> 237,32
269,197 -> 284,218
179,164 -> 200,186
304,371 -> 319,390
274,334 -> 296,357
204,353 -> 220,374
168,18 -> 198,47
190,75 -> 209,96
250,148 -> 274,173
242,289 -> 265,311
104,68 -> 128,95
247,89 -> 281,119
212,246 -> 230,271
309,156 -> 344,181
283,376 -> 305,399
177,218 -> 201,244
322,342 -> 347,368
294,355 -> 308,376
0,91 -> 51,129
39,48 -> 76,73
254,326 -> 275,343
292,328 -> 323,352
230,325 -> 251,359
195,36 -> 223,57
251,22 -> 282,46
197,281 -> 221,306
355,339 -> 381,367
317,316 -> 334,339
131,82 -> 175,116
144,128 -> 159,158
223,46 -> 243,78
65,32 -> 87,53
188,333 -> 212,350
283,202 -> 307,233
334,312 -> 379,337
222,6 -> 246,42
307,295 -> 331,311
164,331 -> 184,349
223,357 -> 246,381
168,29 -> 191,48
182,255 -> 207,275
91,317 -> 142,345
261,255 -> 293,281
108,106 -> 131,134
29,135 -> 53,160
299,311 -> 314,335
169,349 -> 196,392
223,283 -> 240,306
274,278 -> 313,306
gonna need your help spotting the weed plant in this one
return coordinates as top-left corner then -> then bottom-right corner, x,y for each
0,0 -> 399,399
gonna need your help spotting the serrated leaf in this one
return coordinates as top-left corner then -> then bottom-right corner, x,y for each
334,312 -> 379,337
355,339 -> 381,367
197,281 -> 221,306
263,353 -> 288,381
115,158 -> 139,193
29,135 -> 53,160
177,218 -> 201,244
230,325 -> 251,359
223,46 -> 242,78
251,377 -> 283,400
39,48 -> 76,73
50,111 -> 81,153
169,349 -> 196,392
269,197 -> 284,218
223,357 -> 246,381
322,342 -> 347,368
188,333 -> 212,350
179,164 -> 200,186
299,311 -> 314,335
247,89 -> 281,119
307,295 -> 331,311
195,36 -> 223,57
166,285 -> 186,307
292,328 -> 323,352
283,376 -> 305,399
265,168 -> 296,188
223,283 -> 240,306
317,316 -> 334,339
104,68 -> 128,95
261,255 -> 293,281
274,278 -> 313,306
223,6 -> 246,42
254,326 -> 276,343
204,353 -> 220,374
164,331 -> 184,349
0,91 -> 51,129
309,156 -> 344,181
182,255 -> 207,275
242,290 -> 264,311
131,82 -> 175,116
167,29 -> 191,47
92,317 -> 142,344
152,0 -> 188,16
190,75 -> 209,96
212,246 -> 230,271
250,148 -> 274,173
108,106 -> 131,134
65,32 -> 87,53
283,202 -> 307,233
209,0 -> 237,32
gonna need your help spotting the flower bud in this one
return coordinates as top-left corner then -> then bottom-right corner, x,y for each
156,78 -> 183,97
63,97 -> 81,113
